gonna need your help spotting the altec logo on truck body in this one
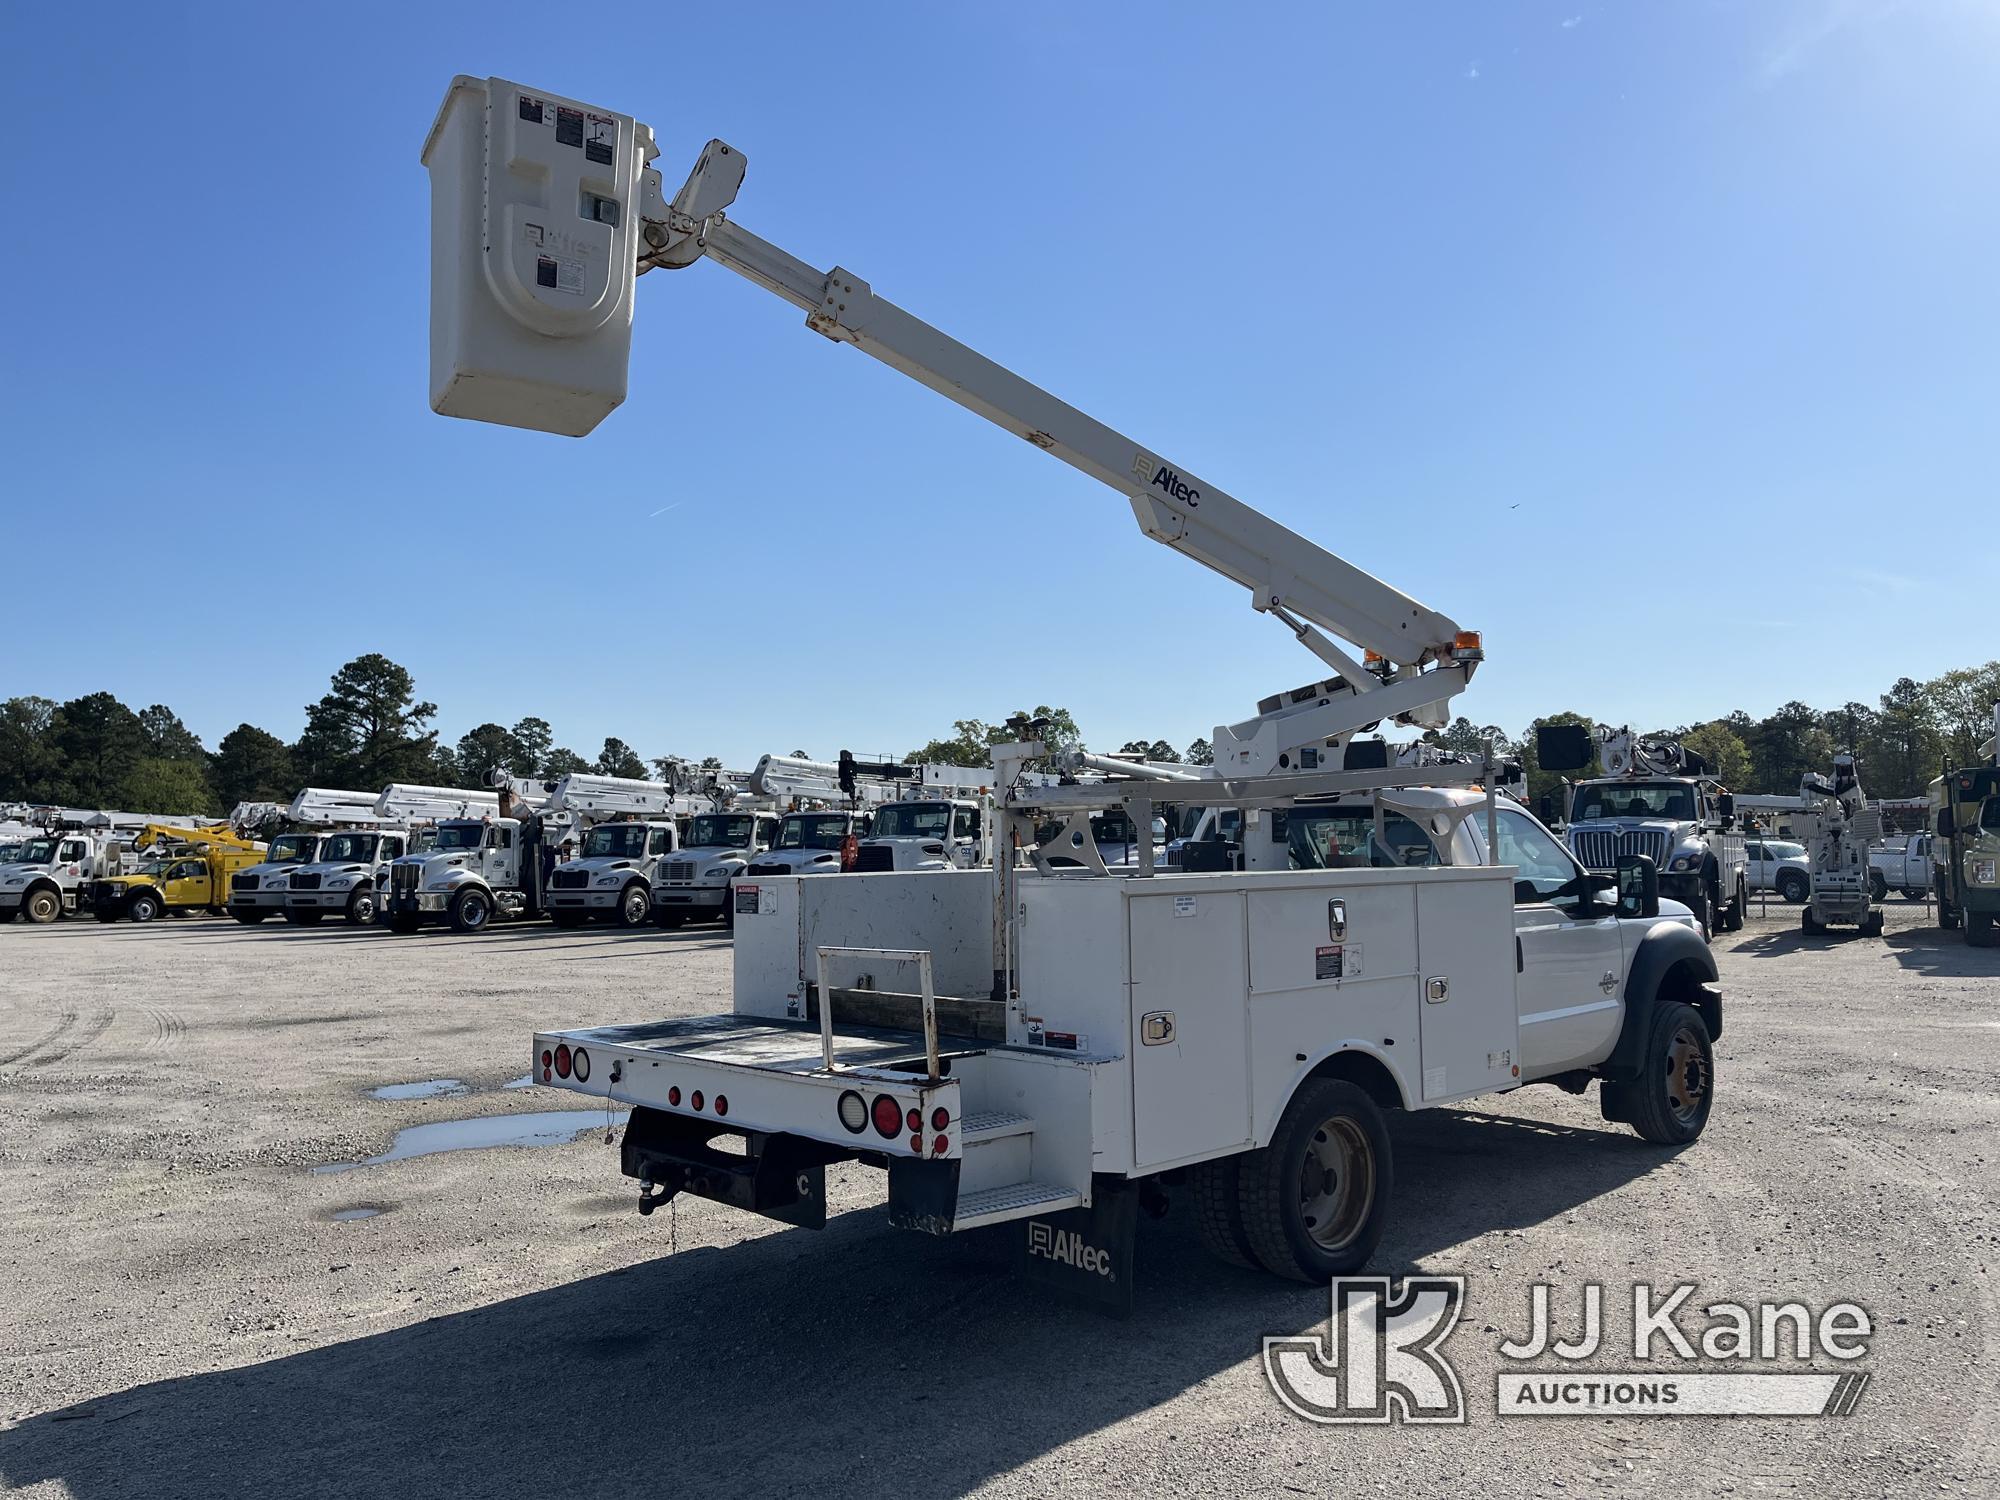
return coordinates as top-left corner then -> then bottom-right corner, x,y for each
1027,1221 -> 1112,1276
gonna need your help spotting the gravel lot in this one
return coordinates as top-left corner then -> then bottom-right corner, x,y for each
0,900 -> 1994,1499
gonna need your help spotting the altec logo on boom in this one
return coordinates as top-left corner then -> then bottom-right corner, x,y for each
1132,451 -> 1201,507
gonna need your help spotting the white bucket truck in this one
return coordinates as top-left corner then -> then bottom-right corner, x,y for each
425,76 -> 1726,1304
651,807 -> 781,929
543,774 -> 681,928
0,826 -> 122,923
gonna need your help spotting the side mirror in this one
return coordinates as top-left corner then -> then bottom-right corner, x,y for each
1616,853 -> 1660,920
1537,793 -> 1555,823
1938,808 -> 1956,838
1717,793 -> 1735,818
1535,723 -> 1593,773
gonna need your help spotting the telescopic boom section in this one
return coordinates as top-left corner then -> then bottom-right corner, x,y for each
639,142 -> 1478,707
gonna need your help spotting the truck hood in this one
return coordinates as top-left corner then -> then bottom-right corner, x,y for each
749,848 -> 843,871
673,846 -> 748,862
558,856 -> 647,874
1571,816 -> 1694,838
291,862 -> 376,877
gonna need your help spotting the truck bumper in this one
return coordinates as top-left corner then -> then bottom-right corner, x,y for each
383,892 -> 448,918
652,886 -> 726,911
550,890 -> 621,911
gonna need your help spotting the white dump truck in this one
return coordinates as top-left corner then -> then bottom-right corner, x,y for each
424,73 -> 1727,1305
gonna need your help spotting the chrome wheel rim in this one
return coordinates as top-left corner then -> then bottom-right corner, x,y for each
1297,1116 -> 1375,1251
1665,1025 -> 1708,1123
624,888 -> 648,924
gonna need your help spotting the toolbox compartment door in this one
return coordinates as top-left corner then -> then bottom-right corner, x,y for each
1413,878 -> 1520,1104
1127,890 -> 1251,1170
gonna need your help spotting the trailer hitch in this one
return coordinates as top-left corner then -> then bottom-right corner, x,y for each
635,1171 -> 678,1216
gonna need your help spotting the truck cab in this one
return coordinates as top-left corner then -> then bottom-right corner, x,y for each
0,832 -> 118,923
226,831 -> 327,923
1868,835 -> 1933,901
651,810 -> 779,928
1931,766 -> 2000,947
283,829 -> 413,926
382,816 -> 548,934
853,799 -> 982,872
549,819 -> 680,928
743,809 -> 872,880
1563,775 -> 1747,936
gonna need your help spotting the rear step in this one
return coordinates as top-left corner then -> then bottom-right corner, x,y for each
955,1180 -> 1082,1230
960,1109 -> 1033,1143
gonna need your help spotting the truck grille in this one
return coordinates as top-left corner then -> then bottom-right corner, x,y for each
231,872 -> 260,892
744,861 -> 787,877
664,860 -> 696,882
1569,828 -> 1672,871
550,869 -> 591,890
393,864 -> 419,895
289,871 -> 322,890
853,845 -> 897,873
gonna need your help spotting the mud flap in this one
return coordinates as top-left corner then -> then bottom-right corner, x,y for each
1015,1179 -> 1138,1318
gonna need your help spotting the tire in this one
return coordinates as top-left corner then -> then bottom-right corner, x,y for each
1683,882 -> 1710,938
550,910 -> 585,929
1606,1001 -> 1714,1146
344,888 -> 377,926
1867,872 -> 1888,903
1801,906 -> 1823,934
720,893 -> 736,931
1727,878 -> 1747,931
94,907 -> 119,924
448,887 -> 492,933
654,907 -> 686,929
1235,1078 -> 1393,1283
386,915 -> 423,935
1969,912 -> 1997,949
232,911 -> 269,925
615,883 -> 652,929
1777,871 -> 1808,904
1861,910 -> 1885,937
24,887 -> 61,924
1900,888 -> 1921,902
284,909 -> 326,926
1187,1152 -> 1263,1271
128,892 -> 163,924
1939,894 -> 1961,930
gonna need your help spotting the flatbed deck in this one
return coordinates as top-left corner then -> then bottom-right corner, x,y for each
543,1012 -> 980,1077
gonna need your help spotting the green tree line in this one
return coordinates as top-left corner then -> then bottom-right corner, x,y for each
0,654 -> 706,817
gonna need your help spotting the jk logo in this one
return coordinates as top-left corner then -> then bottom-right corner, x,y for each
1264,1276 -> 1466,1424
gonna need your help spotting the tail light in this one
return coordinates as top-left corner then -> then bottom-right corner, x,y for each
713,1094 -> 728,1118
691,1090 -> 705,1112
905,1107 -> 922,1133
870,1094 -> 902,1139
930,1106 -> 949,1131
572,1048 -> 590,1083
540,1047 -> 552,1083
554,1044 -> 572,1079
909,1133 -> 923,1153
932,1134 -> 949,1155
837,1090 -> 868,1133
668,1086 -> 681,1106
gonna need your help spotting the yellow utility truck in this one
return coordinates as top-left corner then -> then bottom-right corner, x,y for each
90,825 -> 267,924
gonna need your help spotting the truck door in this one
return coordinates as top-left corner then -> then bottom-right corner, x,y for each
166,859 -> 211,910
1494,808 -> 1626,1076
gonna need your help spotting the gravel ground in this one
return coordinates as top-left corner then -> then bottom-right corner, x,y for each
0,900 -> 1994,1499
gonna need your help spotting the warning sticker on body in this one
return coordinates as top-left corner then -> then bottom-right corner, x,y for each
1172,895 -> 1197,918
585,114 -> 616,165
534,252 -> 586,296
1315,944 -> 1343,980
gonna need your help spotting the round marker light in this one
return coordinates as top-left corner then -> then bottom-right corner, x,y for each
906,1107 -> 922,1133
930,1107 -> 949,1131
691,1090 -> 705,1112
668,1086 -> 681,1106
932,1134 -> 949,1155
540,1049 -> 553,1069
713,1095 -> 728,1118
909,1133 -> 924,1153
870,1094 -> 902,1139
554,1044 -> 572,1079
837,1090 -> 868,1133
572,1048 -> 590,1083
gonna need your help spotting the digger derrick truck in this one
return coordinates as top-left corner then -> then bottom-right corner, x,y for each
1554,726 -> 1748,937
543,774 -> 681,929
1795,753 -> 1884,937
89,824 -> 267,924
227,788 -> 397,924
1930,702 -> 2000,948
424,76 -> 1726,1304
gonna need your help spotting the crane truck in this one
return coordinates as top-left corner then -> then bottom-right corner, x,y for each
89,824 -> 268,923
543,774 -> 682,928
424,77 -> 1724,1303
0,827 -> 125,923
1795,753 -> 1885,937
226,789 -> 386,923
1556,727 -> 1748,936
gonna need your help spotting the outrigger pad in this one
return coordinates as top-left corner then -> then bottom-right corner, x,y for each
1015,1182 -> 1138,1319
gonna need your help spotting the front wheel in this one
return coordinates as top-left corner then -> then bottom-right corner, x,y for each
345,888 -> 377,925
448,887 -> 493,933
1867,872 -> 1888,903
1603,1001 -> 1714,1146
1777,872 -> 1808,905
24,888 -> 61,924
615,883 -> 653,929
128,892 -> 163,924
1234,1078 -> 1393,1282
653,907 -> 686,929
1969,911 -> 1996,949
232,911 -> 269,925
1683,883 -> 1710,938
386,914 -> 423,935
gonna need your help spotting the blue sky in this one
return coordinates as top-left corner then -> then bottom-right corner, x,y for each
5,2 -> 1995,768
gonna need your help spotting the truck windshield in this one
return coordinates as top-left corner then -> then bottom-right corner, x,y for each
319,834 -> 379,862
1764,841 -> 1806,859
267,834 -> 314,863
686,815 -> 754,848
13,839 -> 57,864
582,824 -> 650,859
1178,807 -> 1242,843
1570,781 -> 1696,822
431,823 -> 486,851
777,814 -> 850,850
873,804 -> 951,839
1285,808 -> 1438,869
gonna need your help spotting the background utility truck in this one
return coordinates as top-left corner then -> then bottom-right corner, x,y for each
0,829 -> 123,923
1557,727 -> 1749,936
89,824 -> 267,923
1796,753 -> 1885,937
652,809 -> 781,928
1930,702 -> 2000,948
226,788 -> 387,923
283,827 -> 418,926
743,808 -> 874,879
426,73 -> 1727,1302
544,773 -> 683,928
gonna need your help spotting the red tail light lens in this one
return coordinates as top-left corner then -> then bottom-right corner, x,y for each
668,1086 -> 681,1106
932,1134 -> 949,1155
905,1107 -> 922,1132
930,1107 -> 949,1131
870,1094 -> 902,1139
540,1049 -> 553,1069
840,833 -> 859,872
554,1045 -> 572,1079
691,1090 -> 705,1112
713,1095 -> 728,1118
909,1133 -> 923,1153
